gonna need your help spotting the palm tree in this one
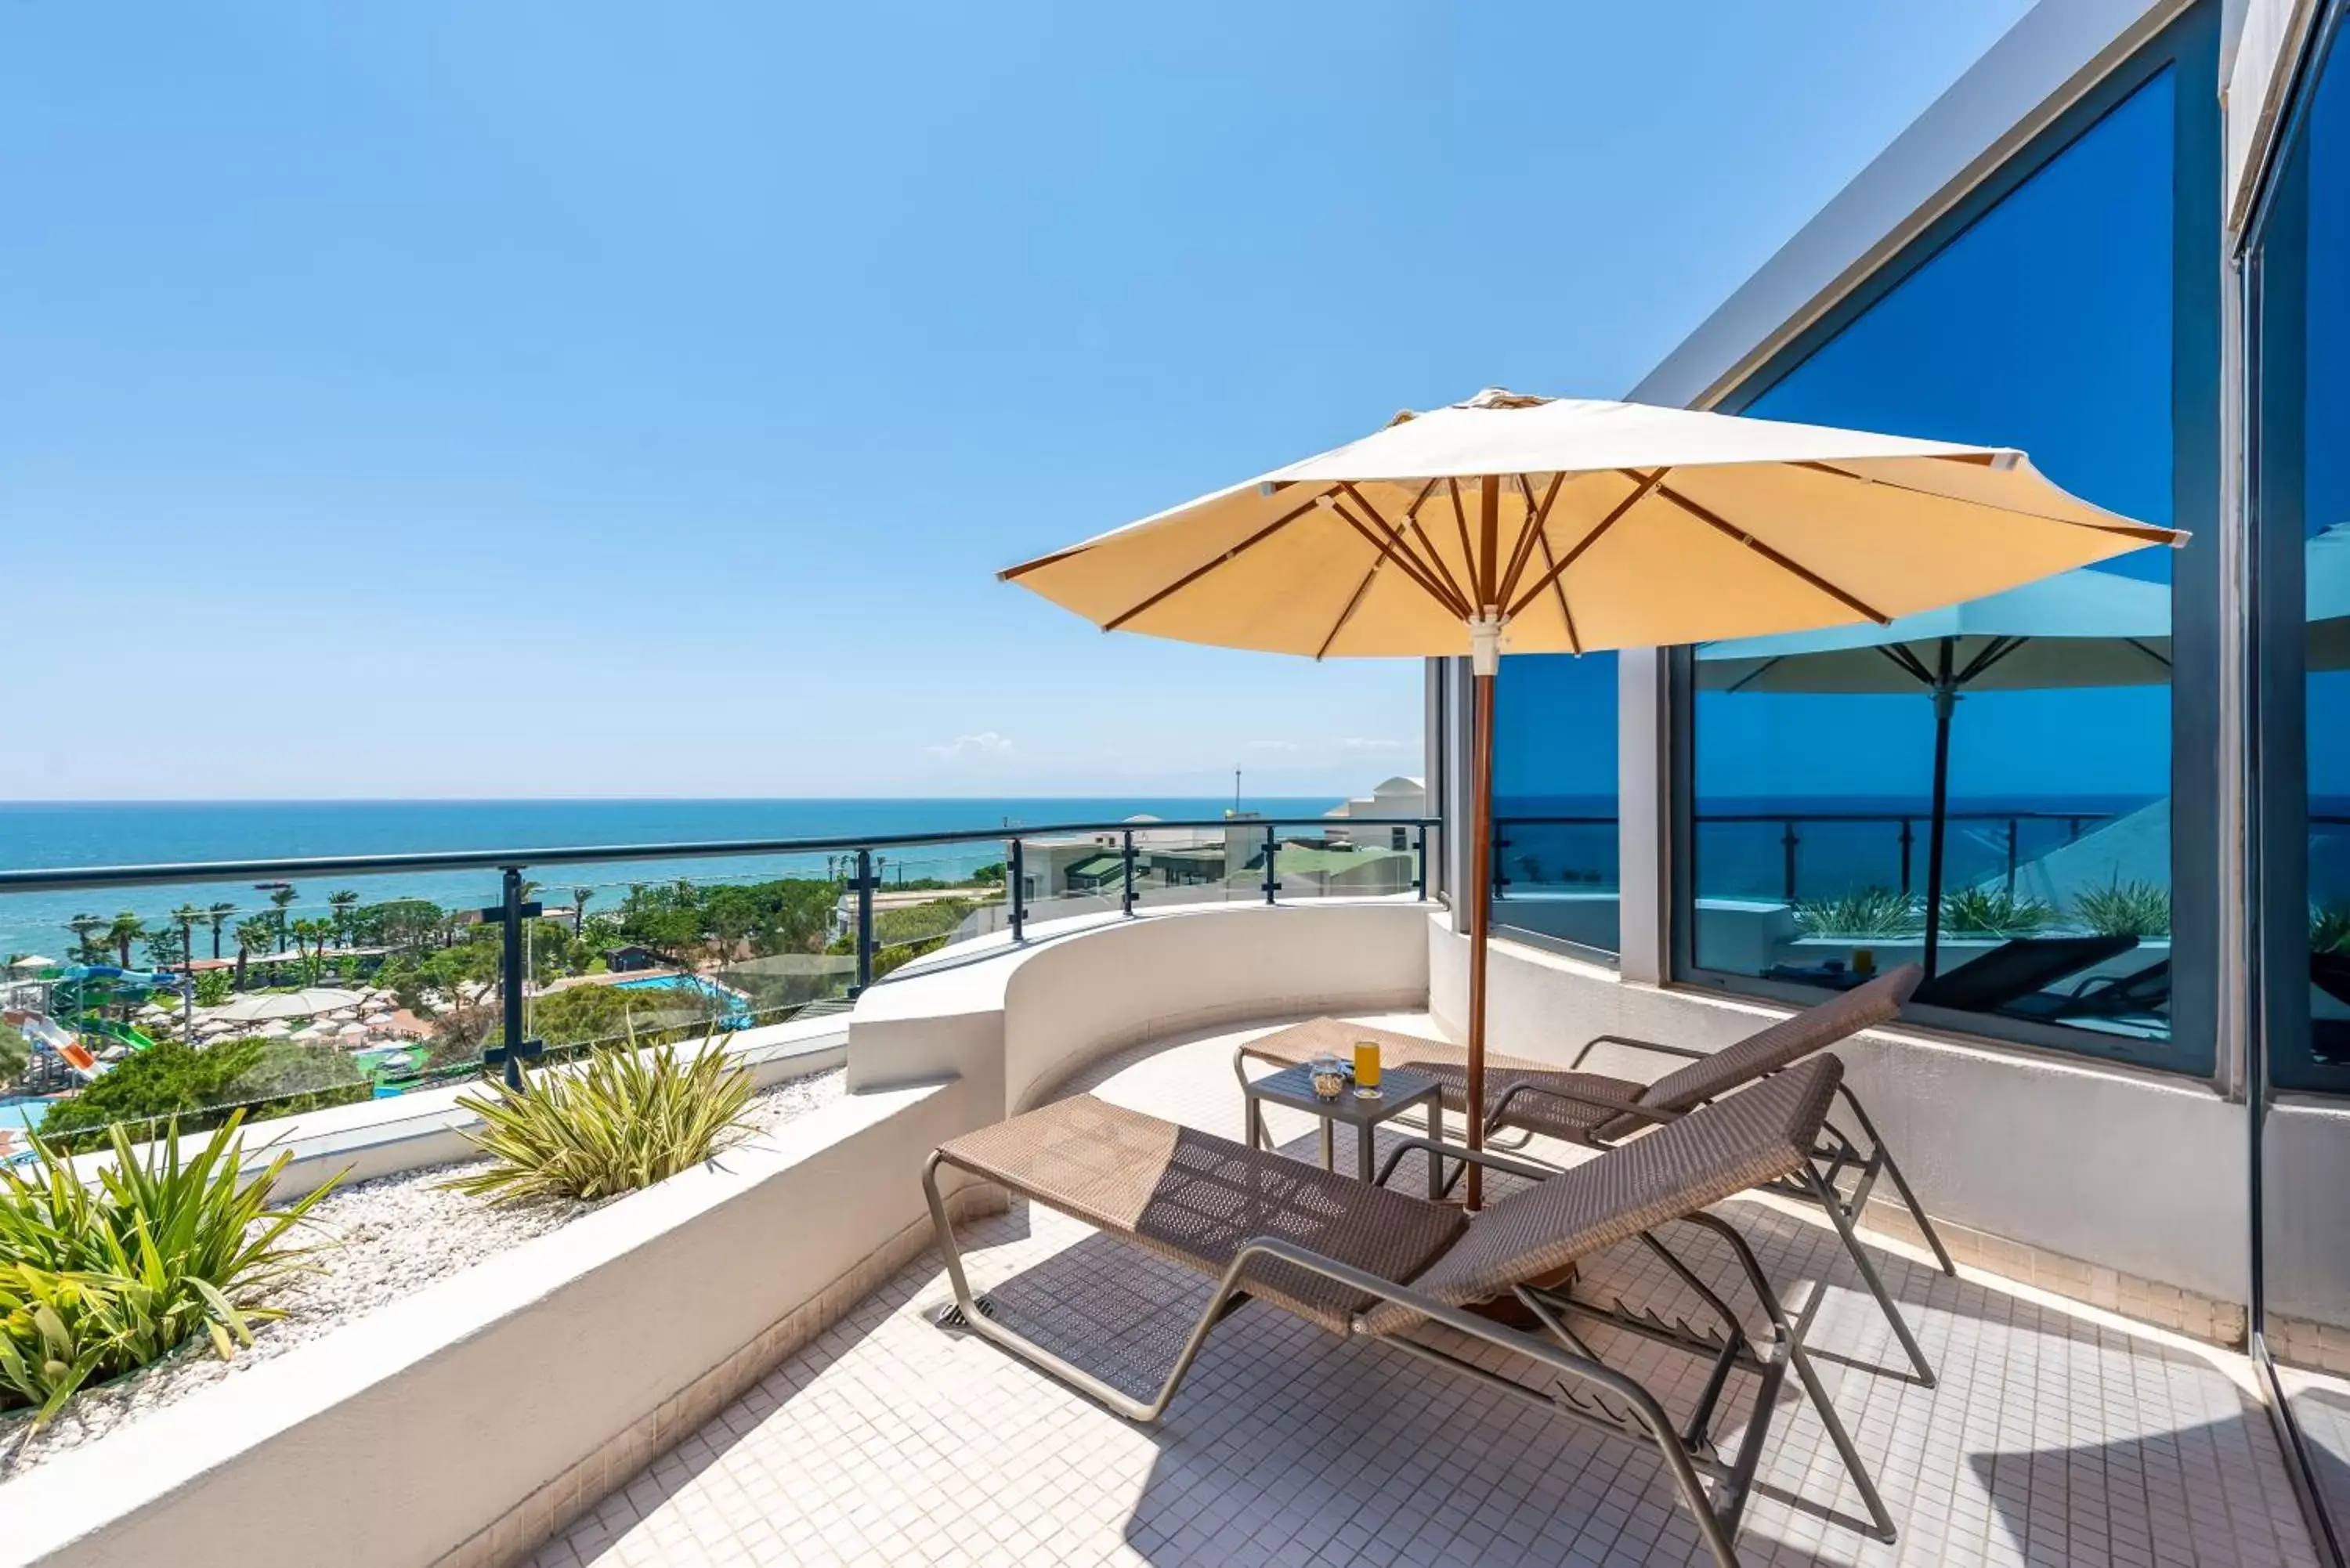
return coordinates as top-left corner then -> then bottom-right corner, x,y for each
106,912 -> 145,968
327,890 -> 360,949
171,905 -> 204,977
290,918 -> 331,983
571,887 -> 595,937
66,913 -> 108,965
268,885 -> 299,947
206,901 -> 237,960
234,915 -> 277,987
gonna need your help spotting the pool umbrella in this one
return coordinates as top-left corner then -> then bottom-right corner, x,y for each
209,986 -> 367,1023
1697,568 -> 2173,977
1000,388 -> 2180,1205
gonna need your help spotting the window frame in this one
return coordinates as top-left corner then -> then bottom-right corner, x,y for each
2248,0 -> 2350,1096
1668,2 -> 2225,1078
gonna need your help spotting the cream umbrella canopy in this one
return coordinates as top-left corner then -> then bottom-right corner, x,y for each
1002,388 -> 2183,1202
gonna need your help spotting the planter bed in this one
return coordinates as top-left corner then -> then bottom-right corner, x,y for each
0,1066 -> 844,1479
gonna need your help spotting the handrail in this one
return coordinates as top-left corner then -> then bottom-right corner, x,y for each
0,816 -> 1445,895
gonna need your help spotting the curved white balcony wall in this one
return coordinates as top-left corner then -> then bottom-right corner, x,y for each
846,899 -> 1431,1117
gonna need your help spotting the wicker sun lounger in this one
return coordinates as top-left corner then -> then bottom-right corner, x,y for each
923,1058 -> 1894,1566
1235,964 -> 1946,1385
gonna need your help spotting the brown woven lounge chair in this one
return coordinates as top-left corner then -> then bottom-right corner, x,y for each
1234,964 -> 1947,1385
923,1058 -> 1895,1566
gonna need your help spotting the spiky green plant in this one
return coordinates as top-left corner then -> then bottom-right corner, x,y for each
0,1114 -> 339,1426
1939,887 -> 2054,937
1793,887 -> 1921,938
443,1042 -> 755,1205
2072,879 -> 2171,938
2313,905 -> 2350,956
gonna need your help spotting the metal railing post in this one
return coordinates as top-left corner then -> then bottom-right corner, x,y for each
2005,820 -> 2019,897
1121,828 -> 1137,917
478,866 -> 544,1090
1898,819 -> 1914,897
1781,820 -> 1799,902
1262,824 -> 1280,905
1415,824 -> 1429,901
853,847 -> 874,995
1009,838 -> 1026,941
1491,827 -> 1509,900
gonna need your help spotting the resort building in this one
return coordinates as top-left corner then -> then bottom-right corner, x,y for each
6,3 -> 2350,1567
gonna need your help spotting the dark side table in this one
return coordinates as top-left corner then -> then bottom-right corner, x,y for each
1242,1063 -> 1445,1196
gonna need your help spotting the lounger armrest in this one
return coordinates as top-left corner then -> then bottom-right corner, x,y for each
1567,1032 -> 1708,1070
1372,1135 -> 1558,1190
1491,1079 -> 1678,1129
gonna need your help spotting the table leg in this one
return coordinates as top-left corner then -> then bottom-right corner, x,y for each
1318,1115 -> 1332,1172
1243,1095 -> 1261,1151
1427,1098 -> 1444,1200
1357,1119 -> 1376,1183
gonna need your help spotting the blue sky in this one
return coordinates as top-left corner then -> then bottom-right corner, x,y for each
0,2 -> 2030,800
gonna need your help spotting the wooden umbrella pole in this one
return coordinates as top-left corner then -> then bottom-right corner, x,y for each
1465,662 -> 1496,1212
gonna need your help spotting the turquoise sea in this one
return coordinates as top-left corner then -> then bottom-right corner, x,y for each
0,798 -> 1348,960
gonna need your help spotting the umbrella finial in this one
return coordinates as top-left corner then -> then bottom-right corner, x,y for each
1459,388 -> 1553,410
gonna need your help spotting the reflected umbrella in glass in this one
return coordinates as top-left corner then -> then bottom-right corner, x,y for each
1697,569 -> 2173,977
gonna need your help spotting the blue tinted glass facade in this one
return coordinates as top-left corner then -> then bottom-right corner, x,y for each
1685,54 -> 2211,1071
2258,18 -> 2350,1090
1492,652 -> 1618,956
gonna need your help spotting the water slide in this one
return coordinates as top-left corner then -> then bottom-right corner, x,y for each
2,1010 -> 103,1080
81,1019 -> 158,1053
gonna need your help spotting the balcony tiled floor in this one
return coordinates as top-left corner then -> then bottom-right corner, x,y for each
534,1015 -> 2322,1568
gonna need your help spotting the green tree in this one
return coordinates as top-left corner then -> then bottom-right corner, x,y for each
288,918 -> 331,982
66,914 -> 109,965
170,905 -> 204,976
327,890 -> 360,948
142,926 -> 188,972
0,1019 -> 30,1083
233,916 -> 278,986
106,912 -> 145,969
571,887 -> 595,936
34,1038 -> 371,1151
205,901 -> 238,960
267,885 -> 299,946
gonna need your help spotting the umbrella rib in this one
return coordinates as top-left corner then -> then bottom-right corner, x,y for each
1101,490 -> 1330,632
1314,538 -> 1394,660
1331,487 -> 1471,619
2124,635 -> 2173,669
998,543 -> 1091,582
1654,482 -> 1893,626
1529,522 -> 1582,655
1496,472 -> 1564,610
1958,635 -> 2025,684
1503,468 -> 1668,620
1447,479 -> 1482,607
1792,461 -> 2182,546
1877,644 -> 1937,685
1347,481 -> 1477,617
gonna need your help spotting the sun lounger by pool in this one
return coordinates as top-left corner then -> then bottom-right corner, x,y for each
922,1058 -> 1894,1566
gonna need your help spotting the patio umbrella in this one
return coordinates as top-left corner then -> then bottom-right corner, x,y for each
208,986 -> 367,1023
1000,388 -> 2180,1204
1697,568 -> 2173,976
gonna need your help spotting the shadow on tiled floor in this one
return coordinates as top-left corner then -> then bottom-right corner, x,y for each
533,1016 -> 2319,1568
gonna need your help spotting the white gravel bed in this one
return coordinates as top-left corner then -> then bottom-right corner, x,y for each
2,1066 -> 844,1476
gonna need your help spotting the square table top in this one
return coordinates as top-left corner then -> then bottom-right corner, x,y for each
1243,1061 -> 1443,1125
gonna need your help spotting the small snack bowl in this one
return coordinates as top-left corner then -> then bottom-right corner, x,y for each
1308,1054 -> 1350,1100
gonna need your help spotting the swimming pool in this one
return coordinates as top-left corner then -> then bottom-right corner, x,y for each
612,975 -> 756,1031
1,1097 -> 57,1135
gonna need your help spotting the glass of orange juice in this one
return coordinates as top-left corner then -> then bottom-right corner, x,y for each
1353,1039 -> 1383,1099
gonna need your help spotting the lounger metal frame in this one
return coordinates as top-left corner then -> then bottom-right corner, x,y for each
1234,1034 -> 1952,1387
922,1138 -> 1896,1568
